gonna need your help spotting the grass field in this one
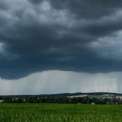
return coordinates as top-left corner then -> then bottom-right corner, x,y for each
0,103 -> 122,122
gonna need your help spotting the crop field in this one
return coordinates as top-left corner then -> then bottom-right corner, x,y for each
0,103 -> 122,122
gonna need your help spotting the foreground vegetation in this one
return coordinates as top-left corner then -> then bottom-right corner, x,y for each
0,103 -> 122,122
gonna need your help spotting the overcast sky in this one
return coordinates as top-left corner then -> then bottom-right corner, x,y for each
0,0 -> 122,95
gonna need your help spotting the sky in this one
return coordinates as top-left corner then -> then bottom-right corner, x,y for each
0,0 -> 122,95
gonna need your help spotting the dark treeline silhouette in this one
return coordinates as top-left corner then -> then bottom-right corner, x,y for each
0,92 -> 122,104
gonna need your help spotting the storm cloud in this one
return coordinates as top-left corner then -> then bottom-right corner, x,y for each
0,0 -> 122,79
0,0 -> 122,94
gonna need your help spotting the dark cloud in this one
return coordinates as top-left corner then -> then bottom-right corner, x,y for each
49,0 -> 122,19
0,0 -> 122,79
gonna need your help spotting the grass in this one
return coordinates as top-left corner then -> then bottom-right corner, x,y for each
0,103 -> 122,122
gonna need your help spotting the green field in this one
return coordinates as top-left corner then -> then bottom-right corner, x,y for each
0,103 -> 122,122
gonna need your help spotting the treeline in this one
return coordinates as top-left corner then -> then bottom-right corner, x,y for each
0,95 -> 122,104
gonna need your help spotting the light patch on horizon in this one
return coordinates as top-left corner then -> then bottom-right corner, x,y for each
0,70 -> 119,95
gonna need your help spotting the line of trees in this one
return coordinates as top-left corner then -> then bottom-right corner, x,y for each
1,95 -> 122,104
